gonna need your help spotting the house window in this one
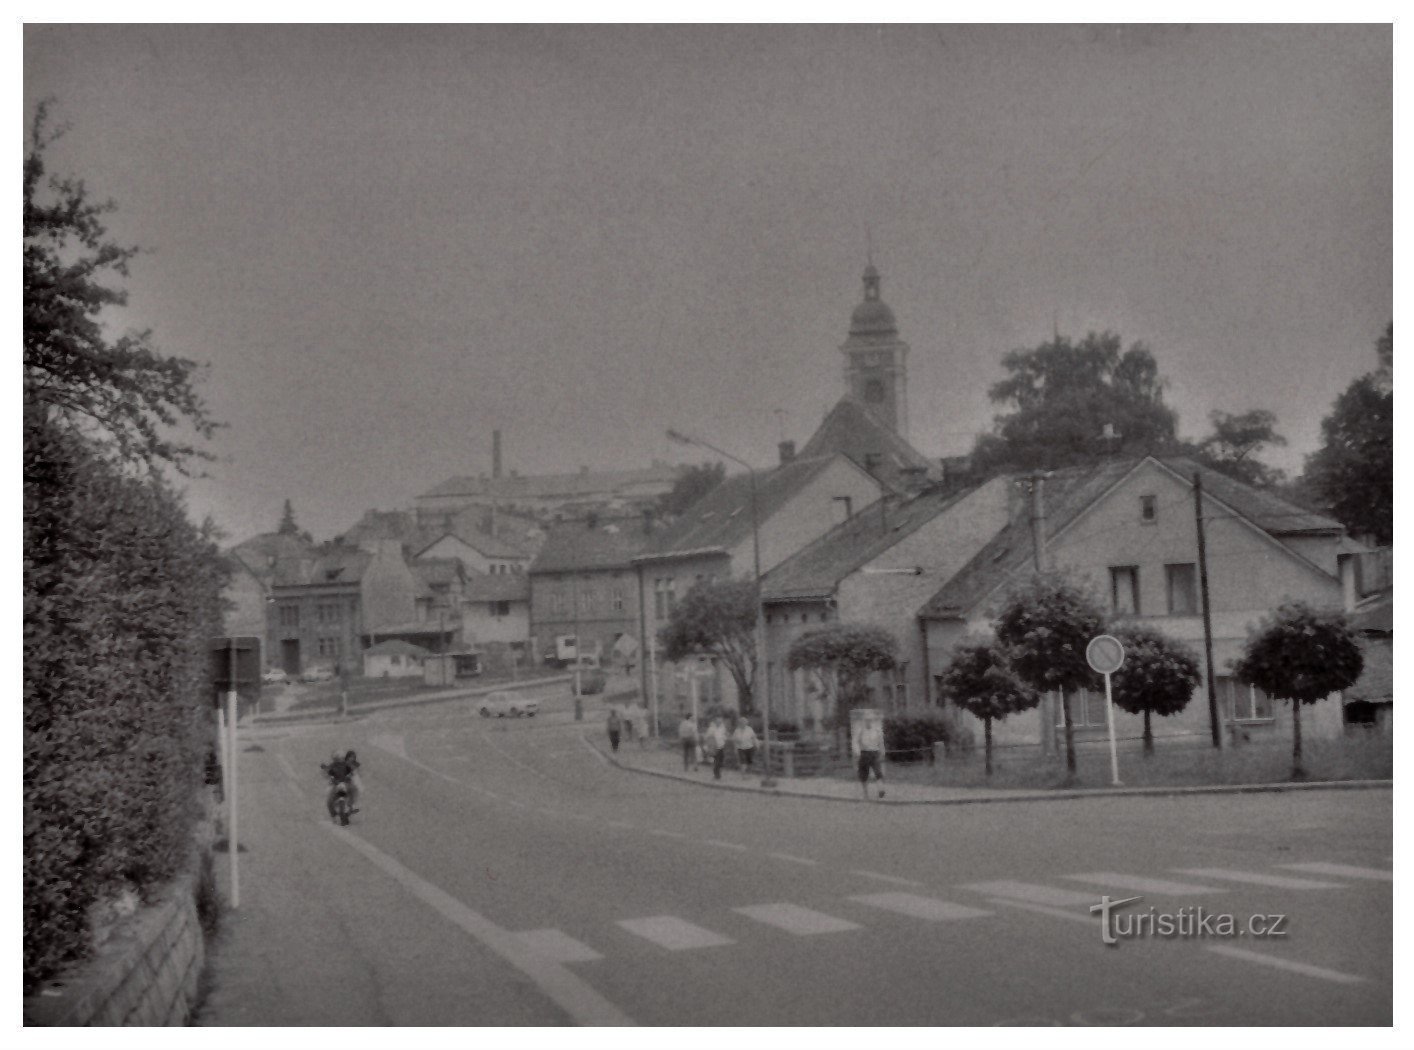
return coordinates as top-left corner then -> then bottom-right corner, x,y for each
317,637 -> 340,659
279,605 -> 299,628
863,452 -> 883,472
1140,495 -> 1157,522
1059,687 -> 1109,728
1165,563 -> 1198,616
611,587 -> 624,612
1218,677 -> 1274,721
1110,566 -> 1140,616
490,600 -> 511,618
390,654 -> 402,667
317,602 -> 341,624
654,577 -> 676,619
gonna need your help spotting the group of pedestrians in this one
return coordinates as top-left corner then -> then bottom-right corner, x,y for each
605,702 -> 651,752
676,712 -> 757,780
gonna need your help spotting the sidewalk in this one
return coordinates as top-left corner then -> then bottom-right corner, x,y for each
593,736 -> 1393,806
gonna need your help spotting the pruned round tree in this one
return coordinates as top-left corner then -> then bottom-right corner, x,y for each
993,572 -> 1108,776
1232,600 -> 1364,778
658,577 -> 760,712
1107,624 -> 1202,754
936,636 -> 1039,775
786,623 -> 899,717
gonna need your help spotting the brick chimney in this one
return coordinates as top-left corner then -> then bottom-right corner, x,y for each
778,440 -> 796,464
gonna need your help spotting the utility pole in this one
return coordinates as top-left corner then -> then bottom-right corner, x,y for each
1194,472 -> 1222,749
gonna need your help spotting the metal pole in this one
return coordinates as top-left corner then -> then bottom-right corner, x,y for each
1103,671 -> 1121,786
1194,472 -> 1222,748
648,629 -> 660,738
226,644 -> 240,908
572,572 -> 582,698
748,467 -> 773,786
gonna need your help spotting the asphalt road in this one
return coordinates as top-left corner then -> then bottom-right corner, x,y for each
198,688 -> 1392,1026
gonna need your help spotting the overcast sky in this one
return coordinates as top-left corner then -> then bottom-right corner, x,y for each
23,24 -> 1392,545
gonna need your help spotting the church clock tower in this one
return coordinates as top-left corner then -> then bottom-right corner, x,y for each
840,264 -> 910,438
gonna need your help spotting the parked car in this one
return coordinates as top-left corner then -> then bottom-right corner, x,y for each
477,691 -> 539,718
300,665 -> 336,683
261,668 -> 289,685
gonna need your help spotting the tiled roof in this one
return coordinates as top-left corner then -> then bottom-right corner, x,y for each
363,639 -> 431,658
530,521 -> 657,573
798,397 -> 935,492
228,532 -> 318,575
920,457 -> 1344,620
422,464 -> 682,501
271,545 -> 373,588
416,527 -> 529,561
463,573 -> 531,602
636,454 -> 850,561
761,485 -> 977,601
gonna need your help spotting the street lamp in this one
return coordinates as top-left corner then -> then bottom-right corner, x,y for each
665,428 -> 774,785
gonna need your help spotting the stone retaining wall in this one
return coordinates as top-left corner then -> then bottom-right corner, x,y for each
24,874 -> 205,1026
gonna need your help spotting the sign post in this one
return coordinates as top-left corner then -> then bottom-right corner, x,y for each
1086,634 -> 1126,787
210,636 -> 261,909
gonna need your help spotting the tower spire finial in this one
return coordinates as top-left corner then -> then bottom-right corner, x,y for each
865,221 -> 875,269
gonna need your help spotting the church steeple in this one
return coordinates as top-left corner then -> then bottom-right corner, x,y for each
840,263 -> 910,439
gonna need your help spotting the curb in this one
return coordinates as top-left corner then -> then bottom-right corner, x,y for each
587,736 -> 1392,806
250,680 -> 639,727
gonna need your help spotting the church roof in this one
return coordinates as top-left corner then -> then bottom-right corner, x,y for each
799,397 -> 935,492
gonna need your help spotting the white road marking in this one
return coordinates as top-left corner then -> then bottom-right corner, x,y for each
959,881 -> 1096,907
1061,873 -> 1224,896
617,916 -> 734,951
986,898 -> 1099,926
514,928 -> 604,964
606,820 -> 635,830
1175,868 -> 1344,890
734,903 -> 860,935
1206,945 -> 1366,985
768,852 -> 819,867
649,829 -> 687,839
848,892 -> 991,921
1279,862 -> 1392,882
848,869 -> 924,887
324,824 -> 633,1024
579,736 -> 612,766
702,838 -> 749,852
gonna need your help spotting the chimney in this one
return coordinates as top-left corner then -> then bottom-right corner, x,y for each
778,440 -> 796,465
492,430 -> 503,479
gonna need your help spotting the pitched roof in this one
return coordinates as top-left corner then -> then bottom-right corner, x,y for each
798,397 -> 935,492
339,509 -> 439,552
761,484 -> 977,601
415,527 -> 529,561
412,558 -> 464,586
422,464 -> 682,502
363,639 -> 431,658
530,521 -> 657,573
228,531 -> 318,575
271,544 -> 373,588
463,573 -> 531,602
920,456 -> 1345,620
635,454 -> 854,562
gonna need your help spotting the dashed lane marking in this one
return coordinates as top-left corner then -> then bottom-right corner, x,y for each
848,869 -> 924,888
649,829 -> 687,839
513,928 -> 604,964
1279,862 -> 1392,882
324,824 -> 633,1024
986,897 -> 1099,926
768,852 -> 819,867
1061,873 -> 1224,896
848,892 -> 991,922
1206,945 -> 1366,985
702,838 -> 749,852
733,903 -> 861,935
958,881 -> 1096,907
1174,868 -> 1345,890
617,916 -> 734,951
606,820 -> 635,830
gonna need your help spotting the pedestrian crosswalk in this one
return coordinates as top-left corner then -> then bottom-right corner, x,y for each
505,859 -> 1388,968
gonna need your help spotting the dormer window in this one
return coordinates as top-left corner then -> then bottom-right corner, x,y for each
1140,495 -> 1157,523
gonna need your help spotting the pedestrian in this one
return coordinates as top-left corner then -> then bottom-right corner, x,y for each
733,718 -> 757,775
677,712 -> 698,771
621,705 -> 635,745
607,707 -> 622,753
706,716 -> 728,780
857,718 -> 885,799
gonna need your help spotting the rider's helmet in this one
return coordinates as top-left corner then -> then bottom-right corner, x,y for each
345,749 -> 358,765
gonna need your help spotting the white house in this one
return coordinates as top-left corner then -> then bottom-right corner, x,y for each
363,639 -> 430,678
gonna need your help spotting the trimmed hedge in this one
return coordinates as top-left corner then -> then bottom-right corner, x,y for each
23,418 -> 227,991
884,711 -> 974,761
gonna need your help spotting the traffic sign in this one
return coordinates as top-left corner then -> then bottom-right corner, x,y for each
1086,634 -> 1125,676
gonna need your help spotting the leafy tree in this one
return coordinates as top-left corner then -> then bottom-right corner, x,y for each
1232,601 -> 1363,778
657,462 -> 727,518
971,331 -> 1179,473
24,102 -> 217,475
1195,409 -> 1287,488
659,578 -> 759,712
1303,324 -> 1393,544
993,572 -> 1107,777
936,637 -> 1039,775
786,624 -> 900,717
1107,624 -> 1202,754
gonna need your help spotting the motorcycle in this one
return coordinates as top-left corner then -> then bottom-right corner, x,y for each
330,780 -> 353,826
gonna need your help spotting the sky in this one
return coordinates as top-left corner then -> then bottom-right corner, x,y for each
22,23 -> 1393,546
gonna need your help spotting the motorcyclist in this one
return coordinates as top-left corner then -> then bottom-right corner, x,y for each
320,750 -> 355,822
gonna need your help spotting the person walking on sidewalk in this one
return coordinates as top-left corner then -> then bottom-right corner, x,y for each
607,707 -> 622,753
677,712 -> 699,771
733,718 -> 757,775
705,716 -> 728,780
857,718 -> 886,799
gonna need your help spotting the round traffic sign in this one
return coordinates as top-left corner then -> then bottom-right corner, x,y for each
1086,634 -> 1125,675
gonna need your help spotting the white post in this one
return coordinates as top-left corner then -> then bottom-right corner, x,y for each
1103,672 -> 1121,787
690,672 -> 702,764
648,631 -> 659,738
226,685 -> 240,908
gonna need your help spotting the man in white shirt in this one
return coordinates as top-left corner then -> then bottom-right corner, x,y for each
733,719 -> 758,774
705,716 -> 728,780
857,719 -> 885,800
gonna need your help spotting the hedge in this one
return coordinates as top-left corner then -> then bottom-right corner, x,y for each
23,418 -> 227,991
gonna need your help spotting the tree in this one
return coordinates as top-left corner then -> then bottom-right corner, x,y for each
659,578 -> 759,712
657,462 -> 726,518
1195,409 -> 1287,488
936,637 -> 1039,775
1303,324 -> 1393,544
1106,624 -> 1202,754
971,331 -> 1179,473
786,624 -> 900,719
1231,601 -> 1363,779
24,102 -> 217,475
993,572 -> 1108,778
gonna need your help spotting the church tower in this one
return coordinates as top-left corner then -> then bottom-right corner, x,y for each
840,264 -> 910,439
